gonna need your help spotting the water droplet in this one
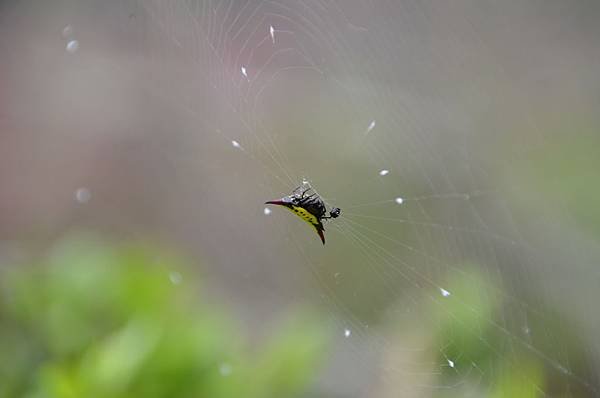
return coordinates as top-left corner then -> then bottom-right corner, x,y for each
263,207 -> 271,215
395,197 -> 404,205
367,120 -> 376,133
440,288 -> 451,297
66,40 -> 79,54
344,328 -> 351,337
169,271 -> 182,285
241,66 -> 248,78
379,169 -> 389,176
269,25 -> 275,43
75,188 -> 91,203
447,359 -> 455,368
219,362 -> 232,376
61,25 -> 73,39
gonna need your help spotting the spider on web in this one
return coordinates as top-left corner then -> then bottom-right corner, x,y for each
265,185 -> 341,245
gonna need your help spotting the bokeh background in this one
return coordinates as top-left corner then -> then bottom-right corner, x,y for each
2,0 -> 600,396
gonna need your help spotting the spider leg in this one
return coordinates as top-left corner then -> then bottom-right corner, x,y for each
299,187 -> 312,199
297,193 -> 318,206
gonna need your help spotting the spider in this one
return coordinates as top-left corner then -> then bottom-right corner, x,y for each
265,185 -> 341,245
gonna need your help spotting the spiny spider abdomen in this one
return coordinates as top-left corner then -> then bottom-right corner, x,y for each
265,185 -> 341,245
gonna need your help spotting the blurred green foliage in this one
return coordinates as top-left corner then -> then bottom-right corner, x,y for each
511,130 -> 600,237
433,265 -> 595,397
432,266 -> 547,396
0,237 -> 330,398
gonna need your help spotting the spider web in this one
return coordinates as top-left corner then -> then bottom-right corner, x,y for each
117,0 -> 600,396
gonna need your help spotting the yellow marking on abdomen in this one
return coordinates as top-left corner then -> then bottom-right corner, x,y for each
288,206 -> 320,227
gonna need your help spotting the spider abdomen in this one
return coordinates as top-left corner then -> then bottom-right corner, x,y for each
288,205 -> 323,228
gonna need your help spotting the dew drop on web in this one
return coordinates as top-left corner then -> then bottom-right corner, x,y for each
74,187 -> 91,203
66,40 -> 79,54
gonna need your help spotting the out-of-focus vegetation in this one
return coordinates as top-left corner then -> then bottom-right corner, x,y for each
431,265 -> 595,397
0,237 -> 330,398
512,130 -> 600,237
